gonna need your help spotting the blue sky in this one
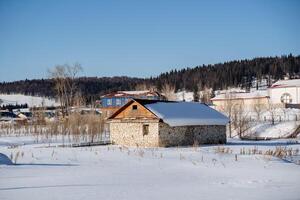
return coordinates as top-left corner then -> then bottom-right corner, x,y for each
0,0 -> 300,81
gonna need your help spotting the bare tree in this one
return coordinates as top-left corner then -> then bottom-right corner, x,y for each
135,82 -> 156,91
267,99 -> 277,125
232,100 -> 250,138
182,90 -> 185,102
73,91 -> 86,108
161,83 -> 176,101
48,63 -> 82,117
66,63 -> 82,106
222,92 -> 236,138
200,87 -> 212,104
135,83 -> 148,91
252,96 -> 267,121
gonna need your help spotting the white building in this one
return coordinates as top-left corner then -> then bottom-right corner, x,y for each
211,90 -> 269,111
269,79 -> 300,105
211,79 -> 300,112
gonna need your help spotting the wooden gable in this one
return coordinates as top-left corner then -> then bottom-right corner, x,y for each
109,100 -> 158,119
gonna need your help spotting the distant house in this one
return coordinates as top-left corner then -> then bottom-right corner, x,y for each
100,90 -> 165,115
0,110 -> 26,123
13,108 -> 32,120
211,79 -> 300,111
269,79 -> 300,105
108,99 -> 229,147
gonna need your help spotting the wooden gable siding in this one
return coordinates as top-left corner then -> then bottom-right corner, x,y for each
112,101 -> 157,119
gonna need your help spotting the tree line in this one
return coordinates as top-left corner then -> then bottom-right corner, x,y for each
0,103 -> 28,111
153,54 -> 300,92
0,54 -> 299,103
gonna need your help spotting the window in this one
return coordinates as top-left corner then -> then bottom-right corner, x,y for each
281,93 -> 292,104
116,98 -> 121,106
143,124 -> 149,136
132,105 -> 138,110
107,99 -> 112,106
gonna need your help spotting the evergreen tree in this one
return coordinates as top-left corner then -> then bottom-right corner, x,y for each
193,85 -> 199,102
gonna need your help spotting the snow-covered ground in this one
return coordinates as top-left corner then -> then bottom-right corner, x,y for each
236,108 -> 300,139
0,136 -> 300,200
246,121 -> 300,138
0,94 -> 58,107
259,108 -> 300,122
175,91 -> 194,102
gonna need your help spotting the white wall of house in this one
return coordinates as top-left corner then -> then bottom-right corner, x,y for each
269,87 -> 300,104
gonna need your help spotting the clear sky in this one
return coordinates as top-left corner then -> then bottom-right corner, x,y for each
0,0 -> 300,81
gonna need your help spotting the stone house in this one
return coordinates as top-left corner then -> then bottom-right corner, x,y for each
108,99 -> 229,147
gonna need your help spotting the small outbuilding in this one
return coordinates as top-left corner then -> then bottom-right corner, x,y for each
108,99 -> 229,147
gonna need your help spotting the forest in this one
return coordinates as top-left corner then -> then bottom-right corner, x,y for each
0,54 -> 299,101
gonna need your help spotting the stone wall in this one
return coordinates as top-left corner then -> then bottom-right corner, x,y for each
109,120 -> 226,147
159,123 -> 226,147
109,119 -> 160,147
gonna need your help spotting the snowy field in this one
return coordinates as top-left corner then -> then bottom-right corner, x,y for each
0,136 -> 300,200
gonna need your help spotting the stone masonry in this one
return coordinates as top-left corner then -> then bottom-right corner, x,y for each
109,119 -> 160,147
158,123 -> 226,147
109,120 -> 226,147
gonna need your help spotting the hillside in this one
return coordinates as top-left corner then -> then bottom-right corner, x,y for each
0,54 -> 299,100
0,94 -> 58,107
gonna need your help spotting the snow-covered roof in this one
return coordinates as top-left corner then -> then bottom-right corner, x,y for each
271,79 -> 300,88
211,90 -> 268,101
121,90 -> 150,95
101,90 -> 161,98
144,101 -> 229,126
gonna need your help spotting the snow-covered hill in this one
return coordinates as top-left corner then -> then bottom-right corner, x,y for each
0,94 -> 59,107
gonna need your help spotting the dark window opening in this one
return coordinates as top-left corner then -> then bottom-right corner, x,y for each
132,105 -> 138,110
143,124 -> 149,136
